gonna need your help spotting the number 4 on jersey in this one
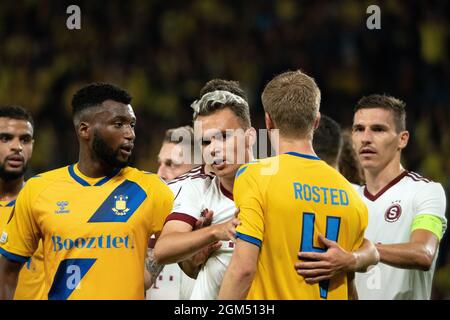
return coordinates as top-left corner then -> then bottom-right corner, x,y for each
300,212 -> 341,299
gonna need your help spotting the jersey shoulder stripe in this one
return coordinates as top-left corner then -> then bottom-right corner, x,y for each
407,171 -> 432,183
168,166 -> 214,186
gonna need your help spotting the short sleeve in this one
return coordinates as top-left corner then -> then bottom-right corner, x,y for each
413,182 -> 447,235
165,179 -> 204,228
0,182 -> 40,262
234,165 -> 265,247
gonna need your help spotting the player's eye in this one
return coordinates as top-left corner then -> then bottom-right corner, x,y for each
0,135 -> 11,142
114,122 -> 124,128
21,136 -> 32,144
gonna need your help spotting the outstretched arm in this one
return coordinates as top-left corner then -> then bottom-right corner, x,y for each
154,218 -> 240,265
218,239 -> 259,300
375,229 -> 438,271
295,235 -> 379,283
0,256 -> 24,300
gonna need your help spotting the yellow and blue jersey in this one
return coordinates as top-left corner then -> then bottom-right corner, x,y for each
234,152 -> 368,300
1,200 -> 45,300
0,164 -> 173,300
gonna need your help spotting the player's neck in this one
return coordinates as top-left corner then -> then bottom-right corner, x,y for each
277,137 -> 316,157
78,152 -> 118,178
364,159 -> 405,195
219,175 -> 234,195
0,177 -> 24,201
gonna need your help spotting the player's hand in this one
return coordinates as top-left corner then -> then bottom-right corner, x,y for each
190,241 -> 222,267
194,209 -> 214,230
189,209 -> 220,267
294,234 -> 356,283
212,217 -> 241,242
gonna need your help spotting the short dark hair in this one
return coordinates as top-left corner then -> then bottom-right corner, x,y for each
339,129 -> 364,185
193,79 -> 251,129
199,79 -> 247,101
0,105 -> 34,128
71,83 -> 132,118
355,94 -> 406,132
313,115 -> 342,165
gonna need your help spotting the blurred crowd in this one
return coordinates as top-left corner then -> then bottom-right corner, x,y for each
0,0 -> 449,298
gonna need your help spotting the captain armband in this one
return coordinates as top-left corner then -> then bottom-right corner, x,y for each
411,214 -> 444,240
145,250 -> 165,279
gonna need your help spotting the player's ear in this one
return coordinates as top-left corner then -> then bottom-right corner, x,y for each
77,121 -> 91,140
245,127 -> 257,148
313,112 -> 321,130
265,112 -> 275,131
398,130 -> 409,150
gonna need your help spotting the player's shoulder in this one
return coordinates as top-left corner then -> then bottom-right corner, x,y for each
168,165 -> 215,190
404,171 -> 438,186
21,166 -> 70,199
235,158 -> 272,179
25,166 -> 69,187
404,171 -> 446,197
124,167 -> 170,191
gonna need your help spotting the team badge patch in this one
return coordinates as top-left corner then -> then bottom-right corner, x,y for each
0,231 -> 8,244
112,195 -> 130,216
385,204 -> 402,222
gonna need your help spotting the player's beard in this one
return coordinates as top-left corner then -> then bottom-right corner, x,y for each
0,159 -> 28,181
92,131 -> 130,169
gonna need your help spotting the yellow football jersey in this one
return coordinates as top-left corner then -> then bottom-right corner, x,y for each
0,164 -> 173,300
1,200 -> 46,300
234,153 -> 368,300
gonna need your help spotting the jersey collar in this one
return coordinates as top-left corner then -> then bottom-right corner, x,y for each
0,199 -> 16,207
363,170 -> 409,201
68,164 -> 122,187
219,183 -> 234,201
285,152 -> 320,160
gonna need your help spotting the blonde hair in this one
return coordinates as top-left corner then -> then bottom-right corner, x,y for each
261,70 -> 321,139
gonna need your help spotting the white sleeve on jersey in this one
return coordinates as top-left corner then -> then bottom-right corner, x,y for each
413,182 -> 447,233
167,179 -> 204,223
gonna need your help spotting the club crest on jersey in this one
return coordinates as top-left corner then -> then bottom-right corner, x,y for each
0,231 -> 8,244
385,203 -> 402,222
112,195 -> 130,216
55,201 -> 70,214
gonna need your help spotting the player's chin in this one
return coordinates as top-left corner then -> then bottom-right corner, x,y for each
114,156 -> 131,168
1,168 -> 25,180
359,159 -> 378,170
216,164 -> 239,177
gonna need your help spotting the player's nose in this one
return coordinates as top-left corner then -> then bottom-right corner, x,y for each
10,138 -> 24,152
124,125 -> 135,141
361,128 -> 373,143
157,165 -> 167,181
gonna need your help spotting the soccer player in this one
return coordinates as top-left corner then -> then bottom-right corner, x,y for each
153,79 -> 252,300
0,83 -> 173,300
296,95 -> 447,299
218,70 -> 368,300
157,126 -> 198,182
147,125 -> 198,300
0,105 -> 45,300
351,95 -> 447,299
